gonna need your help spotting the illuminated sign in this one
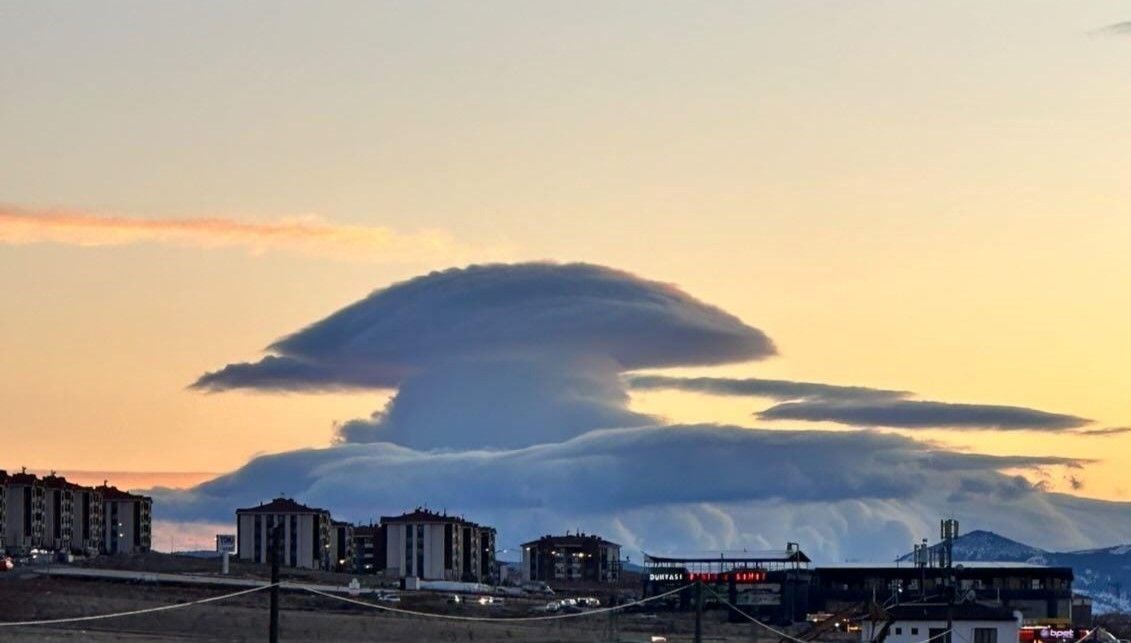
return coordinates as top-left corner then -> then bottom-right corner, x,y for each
648,568 -> 768,584
688,570 -> 767,584
1021,628 -> 1085,643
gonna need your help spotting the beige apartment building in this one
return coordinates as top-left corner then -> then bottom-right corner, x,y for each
382,508 -> 496,583
4,470 -> 46,554
236,497 -> 333,570
99,484 -> 152,555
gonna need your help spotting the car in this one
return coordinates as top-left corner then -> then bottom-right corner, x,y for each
577,597 -> 601,608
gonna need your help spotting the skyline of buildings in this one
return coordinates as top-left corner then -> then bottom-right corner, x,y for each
1,468 -> 151,557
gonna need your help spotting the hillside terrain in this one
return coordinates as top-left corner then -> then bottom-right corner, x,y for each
899,530 -> 1131,613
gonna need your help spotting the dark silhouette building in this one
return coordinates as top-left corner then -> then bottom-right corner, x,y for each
522,532 -> 621,583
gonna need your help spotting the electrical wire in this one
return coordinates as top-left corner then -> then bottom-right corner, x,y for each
701,584 -> 953,643
0,582 -> 276,627
302,583 -> 692,623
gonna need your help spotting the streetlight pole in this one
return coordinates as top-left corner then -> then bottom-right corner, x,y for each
269,521 -> 283,643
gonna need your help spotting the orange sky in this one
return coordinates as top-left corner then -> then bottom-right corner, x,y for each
2,1 -> 1130,508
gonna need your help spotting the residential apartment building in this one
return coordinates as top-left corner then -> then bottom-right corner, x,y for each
74,484 -> 104,555
4,470 -> 46,554
42,474 -> 76,553
522,533 -> 621,583
99,484 -> 152,555
235,497 -> 332,570
382,508 -> 496,583
330,521 -> 355,572
352,523 -> 387,574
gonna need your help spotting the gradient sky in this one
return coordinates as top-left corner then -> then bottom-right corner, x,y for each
2,1 -> 1130,503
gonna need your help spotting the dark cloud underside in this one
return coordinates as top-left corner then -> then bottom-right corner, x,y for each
626,374 -> 908,402
757,400 -> 1090,431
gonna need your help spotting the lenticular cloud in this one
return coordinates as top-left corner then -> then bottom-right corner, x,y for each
194,262 -> 774,449
162,262 -> 1131,560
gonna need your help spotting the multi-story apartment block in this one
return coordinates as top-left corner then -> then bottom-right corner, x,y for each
235,497 -> 332,570
522,532 -> 621,583
381,508 -> 496,583
99,484 -> 152,555
42,474 -> 76,553
352,523 -> 387,574
4,470 -> 46,554
329,520 -> 355,573
73,484 -> 104,555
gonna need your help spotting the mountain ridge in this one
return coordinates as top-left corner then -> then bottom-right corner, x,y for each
897,529 -> 1131,614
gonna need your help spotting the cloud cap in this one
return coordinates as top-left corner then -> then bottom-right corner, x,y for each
195,262 -> 775,392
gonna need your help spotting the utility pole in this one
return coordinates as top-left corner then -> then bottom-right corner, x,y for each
941,519 -> 959,643
694,580 -> 703,643
914,539 -> 928,601
269,521 -> 283,643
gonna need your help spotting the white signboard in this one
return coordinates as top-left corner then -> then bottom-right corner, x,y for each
216,534 -> 236,554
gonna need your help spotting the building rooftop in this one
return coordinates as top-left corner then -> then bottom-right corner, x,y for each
380,507 -> 483,527
818,561 -> 1064,570
235,497 -> 329,514
645,548 -> 811,564
42,473 -> 73,489
8,471 -> 42,485
97,484 -> 152,501
522,533 -> 621,549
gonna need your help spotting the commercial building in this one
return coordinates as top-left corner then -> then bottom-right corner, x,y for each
235,497 -> 332,570
521,532 -> 621,583
4,470 -> 46,554
99,484 -> 152,555
811,562 -> 1075,624
860,602 -> 1020,643
381,508 -> 496,583
642,544 -> 813,624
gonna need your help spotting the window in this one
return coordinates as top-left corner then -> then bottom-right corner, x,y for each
974,629 -> 997,643
912,629 -> 919,636
290,515 -> 298,567
405,524 -> 413,575
895,628 -> 903,635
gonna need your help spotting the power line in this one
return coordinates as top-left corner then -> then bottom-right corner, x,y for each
302,583 -> 692,623
702,584 -> 952,643
0,583 -> 277,628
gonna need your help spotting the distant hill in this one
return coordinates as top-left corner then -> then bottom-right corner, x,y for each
897,529 -> 1047,564
1049,544 -> 1131,614
898,530 -> 1131,614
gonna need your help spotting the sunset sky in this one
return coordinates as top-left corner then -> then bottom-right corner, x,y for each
3,1 -> 1131,549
